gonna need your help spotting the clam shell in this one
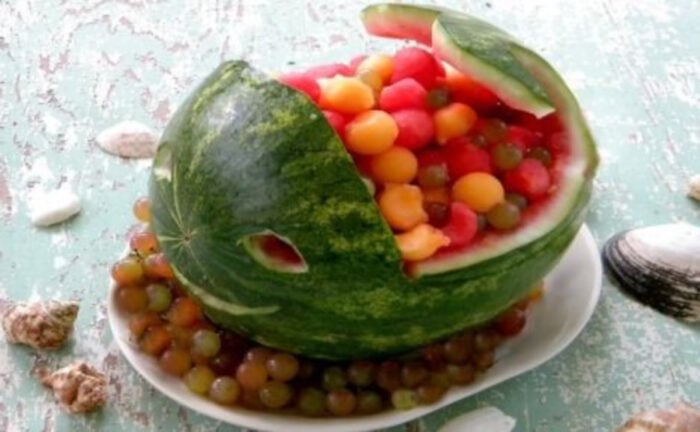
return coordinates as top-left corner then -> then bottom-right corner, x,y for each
95,121 -> 159,159
602,223 -> 700,322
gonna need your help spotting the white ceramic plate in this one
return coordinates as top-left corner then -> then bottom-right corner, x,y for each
107,225 -> 602,432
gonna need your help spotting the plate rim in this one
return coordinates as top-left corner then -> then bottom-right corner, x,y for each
107,224 -> 602,432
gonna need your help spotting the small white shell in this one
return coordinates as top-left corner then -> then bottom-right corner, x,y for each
96,121 -> 159,159
688,175 -> 700,201
29,189 -> 81,227
439,406 -> 516,432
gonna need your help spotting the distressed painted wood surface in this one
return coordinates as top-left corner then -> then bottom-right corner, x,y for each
1,0 -> 699,431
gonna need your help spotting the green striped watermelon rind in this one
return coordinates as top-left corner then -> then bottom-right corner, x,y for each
148,6 -> 598,359
362,3 -> 555,118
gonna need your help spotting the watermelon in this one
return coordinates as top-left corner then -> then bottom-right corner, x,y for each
149,4 -> 598,359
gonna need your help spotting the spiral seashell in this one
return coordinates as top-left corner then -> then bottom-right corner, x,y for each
37,361 -> 107,413
1,300 -> 79,349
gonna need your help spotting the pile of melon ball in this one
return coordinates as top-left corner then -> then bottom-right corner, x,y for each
280,46 -> 562,264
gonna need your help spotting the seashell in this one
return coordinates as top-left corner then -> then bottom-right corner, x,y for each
617,401 -> 700,432
688,174 -> 700,201
96,121 -> 159,158
602,223 -> 700,322
37,361 -> 107,414
29,188 -> 81,227
1,300 -> 80,349
439,406 -> 516,432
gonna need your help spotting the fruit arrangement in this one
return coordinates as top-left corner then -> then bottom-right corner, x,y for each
114,199 -> 541,414
112,2 -> 597,415
145,4 -> 597,360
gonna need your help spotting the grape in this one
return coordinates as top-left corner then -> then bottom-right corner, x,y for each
297,387 -> 326,416
167,324 -> 194,349
443,333 -> 473,365
429,369 -> 451,388
417,164 -> 449,187
421,344 -> 445,370
391,389 -> 418,410
111,256 -> 144,285
219,331 -> 250,352
191,329 -> 221,358
266,353 -> 299,382
505,192 -> 528,210
322,366 -> 348,391
376,361 -> 402,392
166,297 -> 201,327
258,381 -> 293,409
139,325 -> 172,355
356,390 -> 383,414
184,365 -> 216,395
240,389 -> 265,410
474,350 -> 495,370
474,329 -> 502,352
244,346 -> 274,364
145,283 -> 172,312
236,361 -> 268,391
129,231 -> 159,256
480,118 -> 508,143
347,360 -> 376,388
326,389 -> 357,416
424,202 -> 450,228
209,352 -> 240,376
470,134 -> 488,148
527,146 -> 552,167
297,360 -> 316,380
496,307 -> 527,336
492,142 -> 523,171
446,363 -> 476,385
143,253 -> 175,279
159,347 -> 192,376
476,213 -> 487,231
486,202 -> 521,230
115,286 -> 148,313
132,197 -> 151,222
128,311 -> 161,338
416,383 -> 447,404
208,376 -> 241,405
426,87 -> 450,109
401,363 -> 428,388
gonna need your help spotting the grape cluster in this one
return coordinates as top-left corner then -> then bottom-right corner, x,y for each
113,197 -> 540,417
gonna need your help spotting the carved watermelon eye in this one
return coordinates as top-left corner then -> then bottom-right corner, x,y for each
243,232 -> 308,274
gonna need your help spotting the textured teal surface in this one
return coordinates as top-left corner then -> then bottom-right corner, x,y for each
1,1 -> 699,431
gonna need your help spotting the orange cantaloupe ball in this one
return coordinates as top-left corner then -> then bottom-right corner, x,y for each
345,110 -> 398,155
395,223 -> 451,261
452,172 -> 505,213
379,184 -> 428,231
319,76 -> 375,114
433,102 -> 477,144
370,147 -> 418,184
